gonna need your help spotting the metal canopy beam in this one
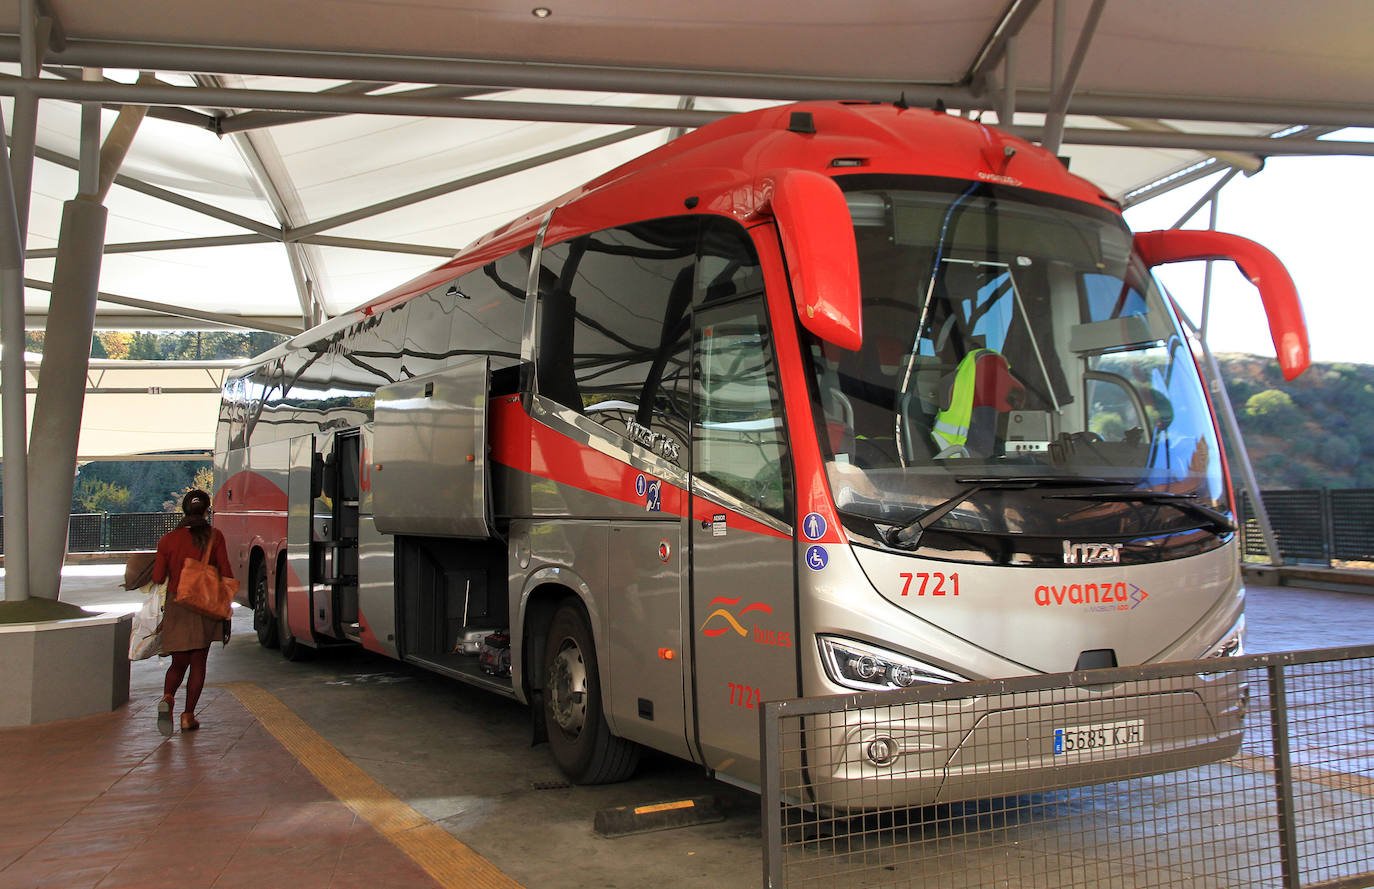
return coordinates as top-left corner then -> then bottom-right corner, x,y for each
23,277 -> 302,334
1003,126 -> 1374,156
1103,117 -> 1263,173
6,66 -> 1373,132
25,233 -> 273,259
6,37 -> 948,104
297,235 -> 454,257
6,36 -> 1373,129
965,0 -> 1042,91
1122,125 -> 1344,208
35,145 -> 282,237
218,84 -> 500,134
25,310 -> 300,331
2,78 -> 731,128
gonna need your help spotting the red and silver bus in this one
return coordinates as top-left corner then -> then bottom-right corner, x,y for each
214,101 -> 1307,801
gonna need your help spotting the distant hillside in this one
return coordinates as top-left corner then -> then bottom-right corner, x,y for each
1216,354 -> 1374,490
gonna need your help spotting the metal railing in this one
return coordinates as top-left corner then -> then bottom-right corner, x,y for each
0,512 -> 180,555
761,645 -> 1374,889
1241,489 -> 1374,564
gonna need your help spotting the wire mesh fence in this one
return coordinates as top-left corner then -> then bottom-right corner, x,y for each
0,512 -> 180,554
761,646 -> 1374,889
1239,488 -> 1374,564
106,512 -> 180,551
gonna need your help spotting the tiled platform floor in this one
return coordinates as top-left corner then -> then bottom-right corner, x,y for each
0,686 -> 445,889
1,567 -> 1370,889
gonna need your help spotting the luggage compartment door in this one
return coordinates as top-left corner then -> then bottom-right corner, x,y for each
373,355 -> 492,538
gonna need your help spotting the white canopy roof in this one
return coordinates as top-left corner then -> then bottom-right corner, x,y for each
1,0 -> 1371,457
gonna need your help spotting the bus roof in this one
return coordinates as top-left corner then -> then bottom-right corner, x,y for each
283,100 -> 1114,359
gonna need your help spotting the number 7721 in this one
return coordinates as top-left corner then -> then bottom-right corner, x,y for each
899,572 -> 959,596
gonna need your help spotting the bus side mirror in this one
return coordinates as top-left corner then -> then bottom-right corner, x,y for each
764,169 -> 863,351
1134,229 -> 1310,380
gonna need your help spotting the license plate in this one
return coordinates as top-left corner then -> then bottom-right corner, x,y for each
1053,718 -> 1144,756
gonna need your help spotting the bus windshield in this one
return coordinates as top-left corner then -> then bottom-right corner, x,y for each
811,175 -> 1227,542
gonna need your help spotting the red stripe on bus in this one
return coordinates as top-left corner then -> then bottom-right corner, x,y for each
489,398 -> 791,540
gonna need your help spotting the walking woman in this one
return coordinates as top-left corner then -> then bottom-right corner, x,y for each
152,489 -> 233,735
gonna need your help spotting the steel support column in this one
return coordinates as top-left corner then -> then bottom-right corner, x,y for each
998,36 -> 1019,127
1202,269 -> 1285,566
27,68 -> 149,599
0,106 -> 31,601
1169,185 -> 1285,566
25,196 -> 107,599
6,0 -> 44,244
1042,0 -> 1107,156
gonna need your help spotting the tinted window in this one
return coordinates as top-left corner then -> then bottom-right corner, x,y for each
691,218 -> 787,519
537,217 -> 697,466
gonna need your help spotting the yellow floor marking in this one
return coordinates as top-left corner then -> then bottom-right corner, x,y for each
224,682 -> 525,889
1232,752 -> 1374,797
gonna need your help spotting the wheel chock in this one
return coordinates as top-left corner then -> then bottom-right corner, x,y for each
593,795 -> 724,837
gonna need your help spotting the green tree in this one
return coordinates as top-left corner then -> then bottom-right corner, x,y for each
73,479 -> 131,513
126,332 -> 162,360
1243,389 -> 1299,434
165,466 -> 216,512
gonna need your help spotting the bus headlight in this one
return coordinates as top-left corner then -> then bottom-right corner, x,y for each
1202,616 -> 1245,659
818,636 -> 967,691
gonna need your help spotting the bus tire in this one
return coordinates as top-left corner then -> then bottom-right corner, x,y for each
251,558 -> 279,649
542,600 -> 640,784
277,569 -> 309,662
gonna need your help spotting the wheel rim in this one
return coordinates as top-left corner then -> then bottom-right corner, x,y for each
548,636 -> 588,736
253,571 -> 269,629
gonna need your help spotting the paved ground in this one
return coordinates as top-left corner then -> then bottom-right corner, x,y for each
1,565 -> 1371,889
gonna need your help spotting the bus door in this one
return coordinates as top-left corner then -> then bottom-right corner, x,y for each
689,294 -> 797,785
284,434 -> 318,648
313,430 -> 362,639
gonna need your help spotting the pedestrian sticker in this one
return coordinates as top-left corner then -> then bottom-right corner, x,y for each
803,512 -> 827,540
806,545 -> 828,571
635,473 -> 647,497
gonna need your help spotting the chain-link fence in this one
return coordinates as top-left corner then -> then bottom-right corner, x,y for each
0,512 -> 179,554
761,645 -> 1374,889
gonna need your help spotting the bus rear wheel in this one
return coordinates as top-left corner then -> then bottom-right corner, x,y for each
542,601 -> 640,784
277,568 -> 309,662
251,559 -> 279,649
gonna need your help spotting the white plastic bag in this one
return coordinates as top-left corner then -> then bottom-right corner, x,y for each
128,580 -> 167,661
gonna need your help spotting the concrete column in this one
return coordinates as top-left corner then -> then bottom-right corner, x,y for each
25,197 -> 107,599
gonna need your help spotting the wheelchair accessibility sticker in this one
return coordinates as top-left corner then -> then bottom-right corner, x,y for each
806,545 -> 828,571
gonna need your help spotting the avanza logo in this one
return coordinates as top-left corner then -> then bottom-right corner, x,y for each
700,597 -> 792,647
1034,581 -> 1150,612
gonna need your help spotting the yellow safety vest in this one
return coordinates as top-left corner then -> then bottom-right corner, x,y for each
932,349 -> 992,451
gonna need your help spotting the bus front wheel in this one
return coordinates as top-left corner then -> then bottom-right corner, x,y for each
542,601 -> 641,784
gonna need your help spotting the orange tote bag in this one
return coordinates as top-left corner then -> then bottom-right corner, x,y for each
175,540 -> 238,620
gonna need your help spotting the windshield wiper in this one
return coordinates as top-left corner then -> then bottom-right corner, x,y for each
884,476 -> 1129,550
1042,490 -> 1237,535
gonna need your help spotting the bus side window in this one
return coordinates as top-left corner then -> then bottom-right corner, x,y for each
536,218 -> 697,466
693,219 -> 788,519
693,301 -> 789,518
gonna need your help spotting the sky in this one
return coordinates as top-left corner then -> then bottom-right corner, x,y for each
1122,129 -> 1374,367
